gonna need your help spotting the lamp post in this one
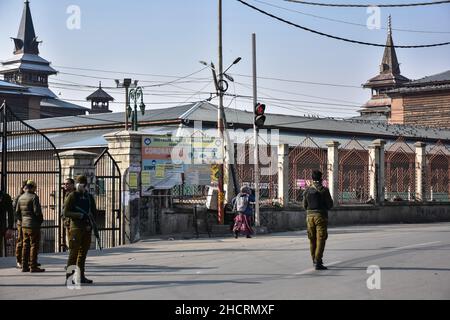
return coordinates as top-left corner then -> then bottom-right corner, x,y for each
199,57 -> 241,224
129,87 -> 146,131
115,78 -> 138,130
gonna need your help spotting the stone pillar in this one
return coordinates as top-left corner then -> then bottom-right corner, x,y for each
326,141 -> 340,205
59,150 -> 97,190
277,144 -> 289,207
415,141 -> 426,202
368,139 -> 386,204
104,131 -> 143,244
58,150 -> 97,251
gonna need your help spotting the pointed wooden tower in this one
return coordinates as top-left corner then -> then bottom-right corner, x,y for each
360,16 -> 410,118
86,82 -> 114,114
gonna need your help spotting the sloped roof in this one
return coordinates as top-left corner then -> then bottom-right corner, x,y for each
387,70 -> 450,95
41,98 -> 89,111
17,100 -> 450,144
407,70 -> 450,85
0,54 -> 57,74
22,102 -> 196,130
86,87 -> 114,101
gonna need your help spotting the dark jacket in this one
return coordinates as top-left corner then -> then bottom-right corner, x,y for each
0,191 -> 14,232
16,191 -> 43,229
302,182 -> 334,218
13,193 -> 24,226
64,191 -> 97,230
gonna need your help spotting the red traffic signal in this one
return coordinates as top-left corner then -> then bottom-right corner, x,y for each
254,103 -> 266,127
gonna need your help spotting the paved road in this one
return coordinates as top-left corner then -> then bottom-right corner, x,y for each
1,222 -> 449,300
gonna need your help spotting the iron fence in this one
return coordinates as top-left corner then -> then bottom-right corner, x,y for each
288,137 -> 327,204
338,138 -> 370,204
426,141 -> 450,201
385,137 -> 416,201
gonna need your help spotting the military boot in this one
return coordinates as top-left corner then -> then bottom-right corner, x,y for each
80,275 -> 93,284
315,263 -> 328,270
30,267 -> 45,273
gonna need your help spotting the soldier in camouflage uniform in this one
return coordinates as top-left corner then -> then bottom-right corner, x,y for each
16,181 -> 45,272
303,170 -> 334,270
64,175 -> 97,284
62,178 -> 75,252
13,180 -> 28,268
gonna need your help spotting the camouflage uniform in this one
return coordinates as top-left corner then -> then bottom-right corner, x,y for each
64,178 -> 97,284
16,189 -> 44,272
13,192 -> 24,266
303,181 -> 334,269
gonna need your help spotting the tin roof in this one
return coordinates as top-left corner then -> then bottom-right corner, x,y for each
16,100 -> 450,148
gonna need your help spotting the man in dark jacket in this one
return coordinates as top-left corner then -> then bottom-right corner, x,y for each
303,170 -> 334,270
16,180 -> 45,272
64,175 -> 97,284
0,190 -> 14,257
13,180 -> 28,268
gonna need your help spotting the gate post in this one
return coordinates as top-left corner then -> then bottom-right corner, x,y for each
59,150 -> 97,180
368,139 -> 386,204
415,141 -> 427,201
104,131 -> 142,244
278,144 -> 289,207
58,150 -> 97,251
326,141 -> 340,205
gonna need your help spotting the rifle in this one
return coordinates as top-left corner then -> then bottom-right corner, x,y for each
75,206 -> 102,251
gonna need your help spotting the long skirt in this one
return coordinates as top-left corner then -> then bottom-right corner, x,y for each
232,213 -> 254,236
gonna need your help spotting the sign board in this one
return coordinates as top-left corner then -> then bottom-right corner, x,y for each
141,135 -> 221,195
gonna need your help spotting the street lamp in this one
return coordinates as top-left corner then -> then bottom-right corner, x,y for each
199,57 -> 241,95
199,57 -> 241,224
115,78 -> 138,130
129,87 -> 146,131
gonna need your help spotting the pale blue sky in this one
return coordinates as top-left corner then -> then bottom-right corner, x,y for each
0,0 -> 449,118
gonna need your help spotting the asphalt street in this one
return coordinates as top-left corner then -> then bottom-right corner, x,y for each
0,222 -> 449,300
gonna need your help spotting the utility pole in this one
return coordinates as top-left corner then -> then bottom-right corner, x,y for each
217,0 -> 225,224
252,33 -> 260,227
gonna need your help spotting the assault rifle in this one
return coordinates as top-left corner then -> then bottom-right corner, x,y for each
75,206 -> 102,251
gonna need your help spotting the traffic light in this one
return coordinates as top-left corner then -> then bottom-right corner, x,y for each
254,103 -> 266,127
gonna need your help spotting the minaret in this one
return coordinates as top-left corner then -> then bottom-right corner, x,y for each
86,82 -> 114,114
359,16 -> 409,118
379,16 -> 401,76
0,0 -> 57,89
12,0 -> 40,55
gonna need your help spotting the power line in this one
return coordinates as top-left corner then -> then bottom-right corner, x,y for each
57,71 -> 210,88
285,0 -> 450,8
253,0 -> 450,34
54,64 -> 364,89
236,0 -> 450,48
230,73 -> 362,88
234,80 -> 363,105
54,65 -> 209,81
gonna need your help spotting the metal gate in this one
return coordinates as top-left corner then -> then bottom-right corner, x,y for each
94,149 -> 122,248
1,102 -> 62,256
289,137 -> 327,203
426,141 -> 450,201
385,137 -> 415,201
338,139 -> 370,204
